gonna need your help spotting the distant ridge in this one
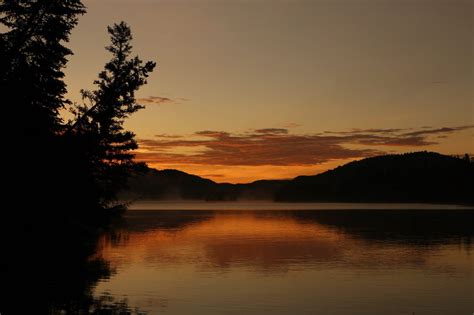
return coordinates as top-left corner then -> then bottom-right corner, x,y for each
124,152 -> 473,205
124,168 -> 288,201
275,152 -> 473,204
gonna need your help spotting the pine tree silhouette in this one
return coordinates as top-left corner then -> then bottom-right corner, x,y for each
68,22 -> 156,212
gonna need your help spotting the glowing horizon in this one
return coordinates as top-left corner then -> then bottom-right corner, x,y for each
63,0 -> 473,183
135,126 -> 473,183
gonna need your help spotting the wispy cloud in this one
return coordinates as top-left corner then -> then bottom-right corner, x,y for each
154,133 -> 184,139
254,128 -> 289,135
137,133 -> 374,166
324,128 -> 405,135
136,125 -> 472,167
402,125 -> 474,137
137,95 -> 187,106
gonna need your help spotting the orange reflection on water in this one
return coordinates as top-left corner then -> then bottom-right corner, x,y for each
92,210 -> 474,315
97,213 -> 348,271
95,212 -> 471,273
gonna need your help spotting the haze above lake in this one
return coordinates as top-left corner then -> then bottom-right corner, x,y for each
129,201 -> 474,211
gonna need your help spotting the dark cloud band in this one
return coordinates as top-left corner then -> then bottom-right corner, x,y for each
136,125 -> 473,166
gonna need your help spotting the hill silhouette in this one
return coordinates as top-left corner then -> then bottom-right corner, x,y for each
124,152 -> 473,205
124,168 -> 288,201
275,152 -> 473,204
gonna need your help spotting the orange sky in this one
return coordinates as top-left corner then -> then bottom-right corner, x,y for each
63,0 -> 473,183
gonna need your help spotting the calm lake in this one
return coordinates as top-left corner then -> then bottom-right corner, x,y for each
92,202 -> 474,315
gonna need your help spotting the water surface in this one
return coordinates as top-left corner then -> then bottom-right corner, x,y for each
94,205 -> 474,314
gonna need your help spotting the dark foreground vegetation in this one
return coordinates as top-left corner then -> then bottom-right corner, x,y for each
1,1 -> 152,313
125,152 -> 473,205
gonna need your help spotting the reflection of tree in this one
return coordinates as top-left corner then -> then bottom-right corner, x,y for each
90,294 -> 148,315
1,225 -> 147,314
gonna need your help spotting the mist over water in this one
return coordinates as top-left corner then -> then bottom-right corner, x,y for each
92,207 -> 474,315
129,200 -> 474,211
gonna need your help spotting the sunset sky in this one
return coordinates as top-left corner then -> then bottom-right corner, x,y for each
65,0 -> 473,183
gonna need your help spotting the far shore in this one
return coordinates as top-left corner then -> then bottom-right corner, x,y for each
126,200 -> 474,211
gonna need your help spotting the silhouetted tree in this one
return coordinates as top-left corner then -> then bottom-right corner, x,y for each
0,0 -> 87,222
0,0 -> 86,135
0,5 -> 155,313
1,1 -> 155,221
67,22 -> 156,211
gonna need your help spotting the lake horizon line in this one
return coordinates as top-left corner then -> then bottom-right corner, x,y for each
127,200 -> 474,211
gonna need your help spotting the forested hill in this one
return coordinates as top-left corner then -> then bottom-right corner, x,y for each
124,168 -> 289,201
124,152 -> 473,205
275,152 -> 473,204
